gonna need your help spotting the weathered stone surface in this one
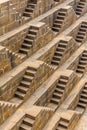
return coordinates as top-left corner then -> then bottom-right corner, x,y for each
0,0 -> 87,130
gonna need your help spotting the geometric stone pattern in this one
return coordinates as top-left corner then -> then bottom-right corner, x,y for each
0,0 -> 87,130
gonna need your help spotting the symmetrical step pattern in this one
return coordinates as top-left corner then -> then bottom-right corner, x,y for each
7,49 -> 22,67
19,114 -> 35,130
76,50 -> 87,75
56,118 -> 69,130
52,8 -> 67,32
76,83 -> 87,111
14,66 -> 37,100
75,22 -> 87,43
51,40 -> 68,66
0,100 -> 17,110
19,26 -> 39,55
50,76 -> 69,106
75,0 -> 87,16
0,101 -> 17,122
23,2 -> 37,18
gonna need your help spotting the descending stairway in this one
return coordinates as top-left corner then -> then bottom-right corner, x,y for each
23,2 -> 37,18
52,8 -> 67,32
19,114 -> 35,130
0,100 -> 17,120
76,83 -> 87,112
50,76 -> 69,106
75,22 -> 87,43
75,0 -> 87,16
6,49 -> 22,67
19,26 -> 39,55
76,50 -> 87,75
56,118 -> 69,130
0,100 -> 17,110
51,40 -> 68,66
14,66 -> 37,100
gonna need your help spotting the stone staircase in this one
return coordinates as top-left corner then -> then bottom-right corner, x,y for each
75,21 -> 87,43
19,114 -> 35,130
0,100 -> 17,124
6,49 -> 23,67
52,8 -> 67,32
23,2 -> 37,18
14,66 -> 37,100
75,0 -> 87,16
76,50 -> 87,75
56,112 -> 78,130
19,107 -> 53,130
75,83 -> 87,112
56,118 -> 69,130
51,40 -> 68,66
44,62 -> 55,71
50,76 -> 69,107
0,100 -> 17,111
19,26 -> 39,55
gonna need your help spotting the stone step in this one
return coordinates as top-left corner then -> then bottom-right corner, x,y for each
79,1 -> 86,5
81,56 -> 87,60
25,70 -> 36,76
28,66 -> 37,71
58,120 -> 68,128
52,26 -> 60,32
22,43 -> 32,49
27,34 -> 36,40
19,48 -> 29,54
26,114 -> 36,120
57,83 -> 66,89
20,81 -> 31,88
55,19 -> 63,24
24,38 -> 33,44
15,91 -> 25,99
25,7 -> 34,12
51,59 -> 60,65
76,67 -> 84,74
77,64 -> 85,69
59,78 -> 68,84
51,97 -> 60,104
28,3 -> 36,8
0,101 -> 17,109
82,89 -> 87,93
76,35 -> 84,39
75,38 -> 83,42
19,123 -> 32,130
79,60 -> 87,65
78,31 -> 86,35
23,11 -> 32,17
55,51 -> 63,56
53,55 -> 61,61
57,16 -> 65,20
23,117 -> 35,126
55,87 -> 64,94
81,25 -> 87,29
79,28 -> 87,32
77,102 -> 86,109
29,29 -> 38,35
58,12 -> 66,16
81,93 -> 87,98
53,23 -> 61,28
58,41 -> 67,48
56,126 -> 66,130
56,46 -> 65,52
23,75 -> 34,82
53,92 -> 62,98
17,86 -> 28,93
79,97 -> 87,103
76,8 -> 82,12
